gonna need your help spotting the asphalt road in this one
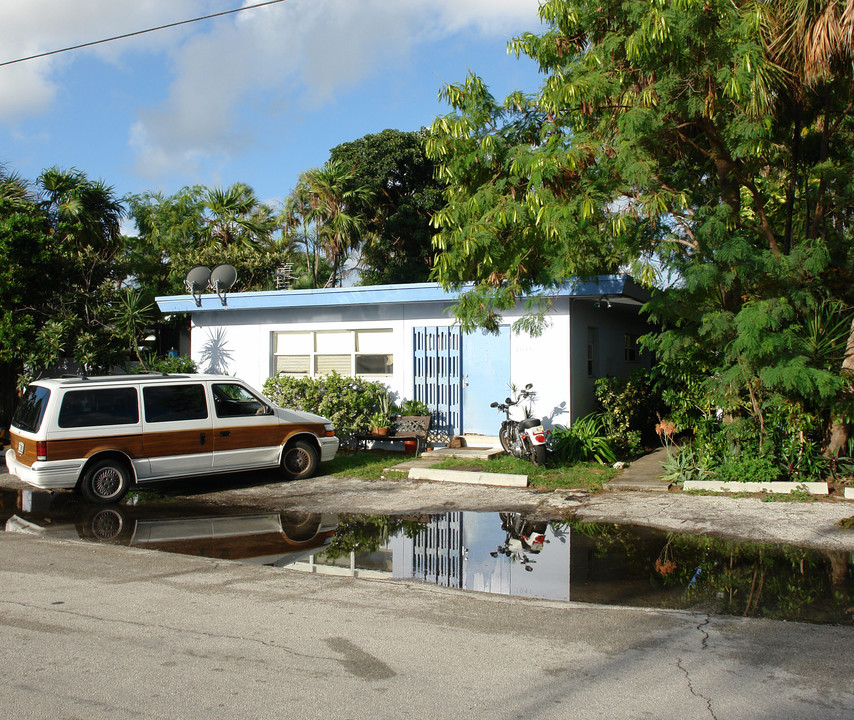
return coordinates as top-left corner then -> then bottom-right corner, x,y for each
1,530 -> 853,720
2,466 -> 854,718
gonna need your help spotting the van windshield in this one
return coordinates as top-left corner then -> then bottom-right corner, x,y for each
12,385 -> 51,433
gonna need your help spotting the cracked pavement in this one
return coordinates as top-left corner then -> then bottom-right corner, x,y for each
2,469 -> 854,717
1,531 -> 853,719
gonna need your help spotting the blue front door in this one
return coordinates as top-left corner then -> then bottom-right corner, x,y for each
413,326 -> 462,436
462,326 -> 511,435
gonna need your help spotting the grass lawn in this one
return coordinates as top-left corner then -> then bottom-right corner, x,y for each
325,450 -> 617,492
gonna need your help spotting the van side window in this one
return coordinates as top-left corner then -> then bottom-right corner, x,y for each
143,384 -> 208,423
212,383 -> 269,417
58,388 -> 139,428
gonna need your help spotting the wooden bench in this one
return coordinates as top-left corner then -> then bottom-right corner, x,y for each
356,415 -> 431,454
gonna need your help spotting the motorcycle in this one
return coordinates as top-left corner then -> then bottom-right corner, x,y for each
489,513 -> 550,572
490,383 -> 547,465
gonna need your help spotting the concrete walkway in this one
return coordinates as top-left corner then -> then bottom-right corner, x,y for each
602,447 -> 671,492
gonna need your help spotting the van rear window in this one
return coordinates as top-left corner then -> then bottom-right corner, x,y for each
12,385 -> 51,433
59,387 -> 140,428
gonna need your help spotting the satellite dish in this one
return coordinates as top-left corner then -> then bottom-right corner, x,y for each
210,264 -> 237,306
185,265 -> 211,306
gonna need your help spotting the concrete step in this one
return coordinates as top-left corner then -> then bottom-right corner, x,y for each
408,467 -> 528,487
425,446 -> 505,460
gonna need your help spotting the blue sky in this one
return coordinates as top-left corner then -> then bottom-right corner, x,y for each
0,0 -> 544,221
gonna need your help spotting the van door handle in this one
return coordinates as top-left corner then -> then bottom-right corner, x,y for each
200,432 -> 206,445
220,431 -> 230,437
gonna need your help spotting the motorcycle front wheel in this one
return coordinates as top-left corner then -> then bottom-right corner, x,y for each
499,422 -> 513,454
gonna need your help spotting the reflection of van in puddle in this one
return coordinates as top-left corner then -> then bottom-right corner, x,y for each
5,374 -> 339,503
4,491 -> 336,567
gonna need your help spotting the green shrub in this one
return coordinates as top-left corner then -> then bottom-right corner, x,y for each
262,372 -> 389,441
549,414 -> 617,465
715,452 -> 782,483
135,353 -> 198,374
595,369 -> 663,454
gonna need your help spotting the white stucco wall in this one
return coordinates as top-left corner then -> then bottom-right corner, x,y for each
498,297 -> 572,428
189,301 -> 458,401
186,293 -> 648,432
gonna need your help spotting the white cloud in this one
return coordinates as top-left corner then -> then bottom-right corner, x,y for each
0,0 -> 206,121
0,0 -> 541,177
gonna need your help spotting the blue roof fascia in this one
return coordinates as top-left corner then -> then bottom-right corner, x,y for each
155,274 -> 640,314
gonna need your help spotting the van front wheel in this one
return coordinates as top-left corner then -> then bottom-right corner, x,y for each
81,459 -> 130,504
281,440 -> 318,480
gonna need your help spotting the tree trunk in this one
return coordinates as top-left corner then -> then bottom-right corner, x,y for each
825,317 -> 854,457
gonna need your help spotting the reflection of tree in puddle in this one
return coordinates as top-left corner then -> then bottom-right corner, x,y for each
568,521 -> 854,624
318,514 -> 424,561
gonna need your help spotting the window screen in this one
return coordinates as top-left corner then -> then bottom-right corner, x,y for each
316,354 -> 351,375
276,356 -> 310,375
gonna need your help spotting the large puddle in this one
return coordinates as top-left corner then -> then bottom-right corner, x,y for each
2,488 -> 852,625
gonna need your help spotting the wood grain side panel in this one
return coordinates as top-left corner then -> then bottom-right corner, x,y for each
213,425 -> 287,452
282,424 -> 326,443
9,423 -> 327,467
214,423 -> 324,452
143,429 -> 211,456
8,431 -> 37,466
47,435 -> 146,461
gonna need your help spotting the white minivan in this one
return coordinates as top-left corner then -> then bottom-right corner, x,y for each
5,374 -> 339,504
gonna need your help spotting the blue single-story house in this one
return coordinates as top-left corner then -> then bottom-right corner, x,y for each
155,275 -> 651,437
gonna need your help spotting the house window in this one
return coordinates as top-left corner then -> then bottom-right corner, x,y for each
624,333 -> 639,363
274,329 -> 394,377
587,327 -> 598,377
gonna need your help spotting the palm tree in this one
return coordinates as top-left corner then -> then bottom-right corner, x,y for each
765,0 -> 854,84
203,182 -> 275,248
282,179 -> 324,287
112,288 -> 154,370
0,164 -> 31,207
301,161 -> 373,287
38,167 -> 124,255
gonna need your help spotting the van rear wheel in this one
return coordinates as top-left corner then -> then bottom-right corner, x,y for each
281,440 -> 318,480
81,459 -> 130,504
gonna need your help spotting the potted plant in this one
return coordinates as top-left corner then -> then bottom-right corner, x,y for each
370,411 -> 391,435
370,391 -> 393,435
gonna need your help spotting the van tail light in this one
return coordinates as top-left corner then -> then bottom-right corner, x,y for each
36,441 -> 47,461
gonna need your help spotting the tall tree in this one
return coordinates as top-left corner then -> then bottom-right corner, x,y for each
0,169 -> 56,426
426,0 -> 854,449
329,129 -> 445,285
297,161 -> 373,288
281,180 -> 328,288
202,182 -> 276,249
125,184 -> 291,298
0,166 -> 127,416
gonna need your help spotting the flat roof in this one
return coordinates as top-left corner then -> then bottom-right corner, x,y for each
155,275 -> 649,314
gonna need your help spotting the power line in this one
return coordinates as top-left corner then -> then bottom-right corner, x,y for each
0,0 -> 289,68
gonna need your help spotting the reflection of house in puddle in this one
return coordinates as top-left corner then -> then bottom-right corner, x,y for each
292,512 -> 572,602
